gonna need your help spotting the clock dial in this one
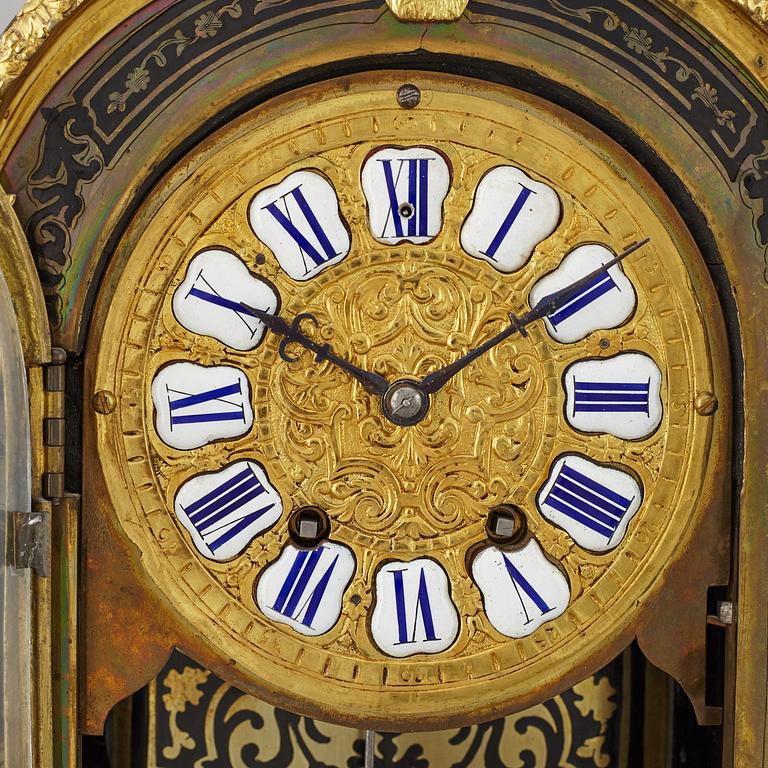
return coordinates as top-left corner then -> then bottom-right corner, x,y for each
92,74 -> 720,727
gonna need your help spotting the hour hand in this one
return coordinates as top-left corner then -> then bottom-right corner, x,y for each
243,305 -> 390,397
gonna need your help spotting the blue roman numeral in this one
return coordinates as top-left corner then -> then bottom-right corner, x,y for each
167,380 -> 246,429
481,184 -> 535,260
548,270 -> 618,327
392,568 -> 439,645
185,269 -> 260,337
572,377 -> 651,414
180,465 -> 274,553
263,185 -> 339,272
542,463 -> 635,541
502,554 -> 552,625
379,158 -> 432,238
271,547 -> 340,628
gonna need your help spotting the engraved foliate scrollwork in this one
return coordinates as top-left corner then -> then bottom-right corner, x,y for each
265,255 -> 552,543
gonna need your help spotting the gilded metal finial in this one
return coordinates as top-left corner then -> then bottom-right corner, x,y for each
385,0 -> 468,21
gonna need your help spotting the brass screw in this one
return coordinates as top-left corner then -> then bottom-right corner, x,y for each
694,391 -> 718,416
396,83 -> 421,109
92,390 -> 117,414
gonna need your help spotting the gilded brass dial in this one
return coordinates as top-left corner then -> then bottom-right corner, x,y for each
91,73 -> 722,728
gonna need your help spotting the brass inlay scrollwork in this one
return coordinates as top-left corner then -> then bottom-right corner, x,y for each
543,0 -> 738,131
0,0 -> 765,104
572,675 -> 618,766
106,0 -> 244,115
160,666 -> 211,760
147,650 -> 628,767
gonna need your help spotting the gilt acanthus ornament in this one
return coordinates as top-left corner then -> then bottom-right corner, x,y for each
0,0 -> 84,98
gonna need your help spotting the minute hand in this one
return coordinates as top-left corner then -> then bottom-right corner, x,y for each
243,305 -> 390,397
418,238 -> 650,395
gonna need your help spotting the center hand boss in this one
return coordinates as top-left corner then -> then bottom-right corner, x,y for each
242,305 -> 390,397
418,238 -> 650,395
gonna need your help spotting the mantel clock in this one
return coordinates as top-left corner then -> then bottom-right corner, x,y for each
89,73 -> 726,728
3,0 -> 768,764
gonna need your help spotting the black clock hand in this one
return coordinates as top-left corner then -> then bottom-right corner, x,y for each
419,238 -> 650,395
244,305 -> 390,397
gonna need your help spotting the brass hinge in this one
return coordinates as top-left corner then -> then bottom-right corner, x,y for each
42,347 -> 66,502
15,347 -> 68,575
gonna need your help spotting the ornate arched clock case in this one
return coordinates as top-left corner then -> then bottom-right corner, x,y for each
0,0 -> 766,764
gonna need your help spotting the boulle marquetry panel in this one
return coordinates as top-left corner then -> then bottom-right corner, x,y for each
140,650 -> 628,768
